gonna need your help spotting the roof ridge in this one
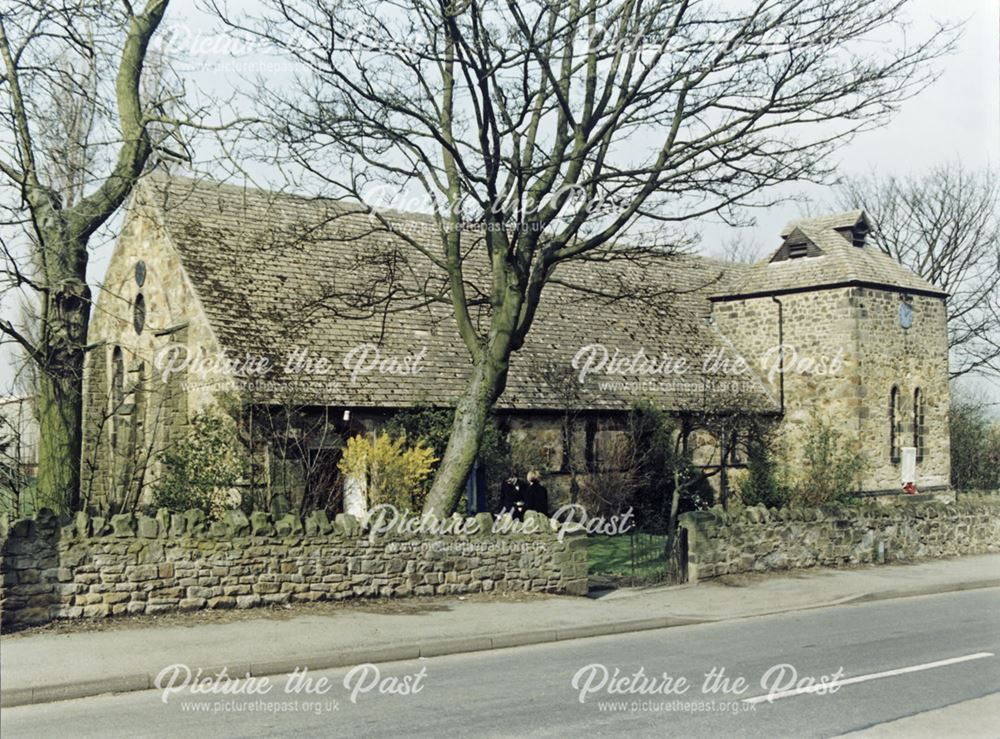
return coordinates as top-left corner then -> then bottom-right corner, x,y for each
142,172 -> 445,227
780,209 -> 866,237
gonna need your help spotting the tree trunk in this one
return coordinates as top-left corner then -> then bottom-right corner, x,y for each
36,368 -> 84,512
35,269 -> 90,513
423,357 -> 506,518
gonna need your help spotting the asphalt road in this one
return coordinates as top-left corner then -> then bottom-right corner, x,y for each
3,588 -> 999,738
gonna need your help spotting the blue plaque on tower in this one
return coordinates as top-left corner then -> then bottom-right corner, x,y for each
899,302 -> 913,329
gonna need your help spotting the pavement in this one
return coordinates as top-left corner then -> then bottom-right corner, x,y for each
2,554 -> 999,709
840,693 -> 1000,738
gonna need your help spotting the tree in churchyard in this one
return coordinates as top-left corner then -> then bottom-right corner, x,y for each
834,163 -> 1000,379
0,0 -> 216,511
215,0 -> 954,515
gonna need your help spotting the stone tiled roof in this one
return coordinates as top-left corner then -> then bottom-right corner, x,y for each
136,175 -> 776,413
716,212 -> 946,300
779,210 -> 866,237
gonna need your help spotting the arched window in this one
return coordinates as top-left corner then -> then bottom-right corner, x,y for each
111,347 -> 124,410
111,347 -> 124,449
889,385 -> 900,464
913,388 -> 925,463
133,293 -> 146,334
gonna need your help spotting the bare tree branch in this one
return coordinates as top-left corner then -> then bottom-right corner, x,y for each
211,0 -> 957,514
833,163 -> 1000,379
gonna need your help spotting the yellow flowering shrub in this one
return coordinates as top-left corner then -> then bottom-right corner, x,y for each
337,432 -> 438,511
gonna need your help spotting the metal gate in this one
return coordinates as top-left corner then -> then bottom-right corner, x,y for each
588,528 -> 687,587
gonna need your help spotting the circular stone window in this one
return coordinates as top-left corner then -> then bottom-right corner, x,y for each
133,293 -> 146,334
135,260 -> 146,287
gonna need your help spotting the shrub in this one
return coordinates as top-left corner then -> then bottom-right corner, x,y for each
739,432 -> 791,508
577,431 -> 638,517
950,396 -> 1000,492
337,432 -> 438,511
382,407 -> 510,512
792,413 -> 866,506
579,401 -> 711,532
153,409 -> 246,519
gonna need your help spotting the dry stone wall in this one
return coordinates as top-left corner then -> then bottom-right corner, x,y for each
679,499 -> 1000,581
0,508 -> 588,631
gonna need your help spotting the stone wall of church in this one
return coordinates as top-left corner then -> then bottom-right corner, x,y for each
854,289 -> 950,491
711,285 -> 950,494
711,287 -> 865,478
82,203 -> 224,512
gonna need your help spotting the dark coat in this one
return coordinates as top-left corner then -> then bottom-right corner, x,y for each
500,478 -> 526,519
525,482 -> 548,515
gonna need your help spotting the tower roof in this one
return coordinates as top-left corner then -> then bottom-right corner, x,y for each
779,210 -> 867,237
713,211 -> 946,300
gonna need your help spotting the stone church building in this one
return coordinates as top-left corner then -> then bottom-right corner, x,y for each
80,176 -> 950,513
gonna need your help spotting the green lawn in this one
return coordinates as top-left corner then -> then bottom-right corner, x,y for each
586,533 -> 668,578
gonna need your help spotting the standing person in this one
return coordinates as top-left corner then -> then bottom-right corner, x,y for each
500,475 -> 526,520
525,470 -> 549,516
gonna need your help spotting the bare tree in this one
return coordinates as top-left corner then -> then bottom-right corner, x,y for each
833,163 -> 1000,379
237,394 -> 348,518
0,394 -> 36,520
0,0 -> 184,511
215,0 -> 954,515
718,234 -> 766,265
949,388 -> 1000,493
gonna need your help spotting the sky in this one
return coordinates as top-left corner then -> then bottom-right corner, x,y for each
695,0 -> 1000,405
2,0 -> 998,403
697,0 -> 1000,258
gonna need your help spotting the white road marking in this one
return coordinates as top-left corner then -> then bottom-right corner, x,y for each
743,652 -> 995,705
